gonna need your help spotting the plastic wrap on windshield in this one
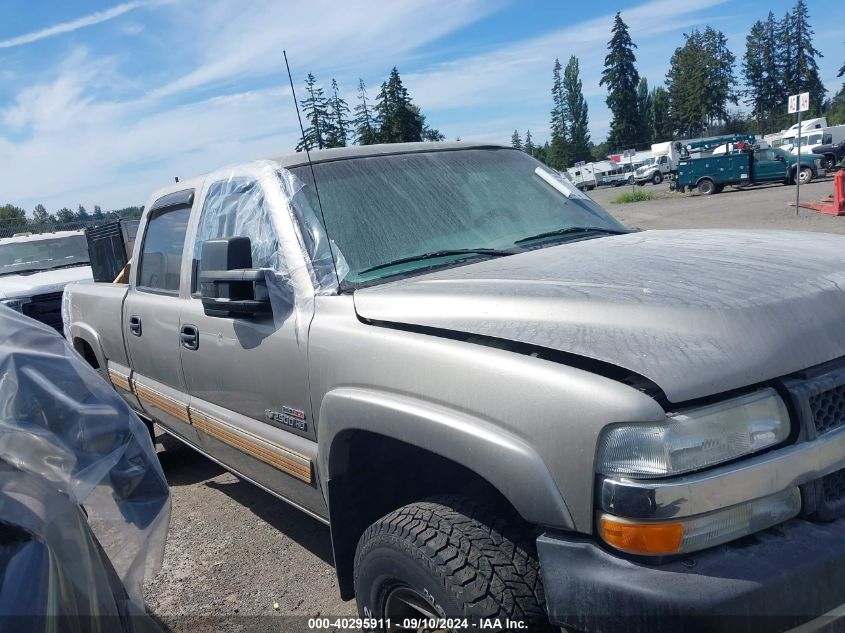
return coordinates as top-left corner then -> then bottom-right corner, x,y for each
0,306 -> 170,613
193,161 -> 343,333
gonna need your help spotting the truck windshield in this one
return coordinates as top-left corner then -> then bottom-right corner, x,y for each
291,148 -> 626,287
0,235 -> 90,276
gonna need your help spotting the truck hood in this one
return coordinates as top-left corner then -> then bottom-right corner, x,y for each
0,266 -> 93,299
353,230 -> 845,403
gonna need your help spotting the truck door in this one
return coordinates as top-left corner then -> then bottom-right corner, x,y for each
753,149 -> 788,182
124,191 -> 201,446
179,175 -> 323,516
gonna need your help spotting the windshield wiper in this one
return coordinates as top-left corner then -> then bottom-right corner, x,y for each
360,248 -> 512,274
514,226 -> 630,246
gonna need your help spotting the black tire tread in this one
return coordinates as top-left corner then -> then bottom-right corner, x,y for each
354,495 -> 552,631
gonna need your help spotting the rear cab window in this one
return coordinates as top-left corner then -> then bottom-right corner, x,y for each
136,190 -> 194,294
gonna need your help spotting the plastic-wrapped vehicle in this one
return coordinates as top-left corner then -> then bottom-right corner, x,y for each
0,306 -> 170,631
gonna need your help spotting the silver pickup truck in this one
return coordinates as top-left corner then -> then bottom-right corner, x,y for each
65,142 -> 845,632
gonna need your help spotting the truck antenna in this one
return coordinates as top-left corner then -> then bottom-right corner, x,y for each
283,50 -> 341,289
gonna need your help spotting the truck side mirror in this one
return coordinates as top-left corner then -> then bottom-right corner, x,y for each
198,237 -> 272,318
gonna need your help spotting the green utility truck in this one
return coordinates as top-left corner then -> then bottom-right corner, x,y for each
676,146 -> 825,195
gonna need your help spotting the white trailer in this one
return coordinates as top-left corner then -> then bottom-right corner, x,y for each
780,124 -> 845,157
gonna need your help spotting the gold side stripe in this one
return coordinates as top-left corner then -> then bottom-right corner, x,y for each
108,369 -> 131,392
134,383 -> 190,424
189,408 -> 312,483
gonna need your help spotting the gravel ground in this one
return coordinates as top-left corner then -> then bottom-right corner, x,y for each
142,170 -> 845,631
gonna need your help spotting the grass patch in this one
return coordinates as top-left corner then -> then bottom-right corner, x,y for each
611,189 -> 661,204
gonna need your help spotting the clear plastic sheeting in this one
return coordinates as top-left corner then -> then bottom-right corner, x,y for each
0,306 -> 170,618
193,161 -> 343,332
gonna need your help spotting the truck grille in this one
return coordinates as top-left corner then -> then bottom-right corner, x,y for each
809,385 -> 845,435
21,291 -> 64,332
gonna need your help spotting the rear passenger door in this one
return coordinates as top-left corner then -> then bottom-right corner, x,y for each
124,191 -> 201,446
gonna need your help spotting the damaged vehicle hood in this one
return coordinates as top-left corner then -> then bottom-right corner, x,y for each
353,229 -> 845,403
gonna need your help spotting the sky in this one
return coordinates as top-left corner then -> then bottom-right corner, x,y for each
1,0 -> 843,212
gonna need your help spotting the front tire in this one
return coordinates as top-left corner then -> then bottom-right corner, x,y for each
354,495 -> 552,632
652,172 -> 663,185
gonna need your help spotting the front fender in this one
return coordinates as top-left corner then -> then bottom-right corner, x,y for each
317,387 -> 574,529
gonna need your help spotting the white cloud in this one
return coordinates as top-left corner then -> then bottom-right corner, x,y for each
0,2 -> 145,49
149,0 -> 504,98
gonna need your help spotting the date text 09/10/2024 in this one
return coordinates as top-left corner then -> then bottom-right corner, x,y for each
307,618 -> 528,630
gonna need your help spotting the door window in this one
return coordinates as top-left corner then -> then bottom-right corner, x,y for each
193,179 -> 281,291
137,206 -> 191,293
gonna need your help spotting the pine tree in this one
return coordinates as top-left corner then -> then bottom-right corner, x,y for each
702,26 -> 737,128
511,130 -> 523,150
55,208 -> 74,223
524,130 -> 535,156
563,56 -> 591,162
778,10 -> 795,106
32,204 -> 48,224
790,0 -> 826,115
92,205 -> 104,220
666,30 -> 710,137
296,73 -> 330,151
325,79 -> 352,148
743,21 -> 767,133
650,87 -> 672,142
637,78 -> 652,146
76,204 -> 89,221
600,13 -> 643,151
548,58 -> 570,169
353,79 -> 379,145
375,67 -> 425,143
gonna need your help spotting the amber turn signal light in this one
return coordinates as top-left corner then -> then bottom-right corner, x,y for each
598,516 -> 684,555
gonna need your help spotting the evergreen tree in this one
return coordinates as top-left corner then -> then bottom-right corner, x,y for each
92,205 -> 104,220
600,13 -> 643,151
413,105 -> 445,141
325,78 -> 352,148
75,204 -> 89,221
548,58 -> 570,169
296,73 -> 330,151
789,0 -> 826,115
0,204 -> 26,223
524,130 -> 535,156
742,20 -> 768,133
32,204 -> 49,224
55,208 -> 74,223
666,30 -> 710,137
511,130 -> 523,150
702,26 -> 737,127
375,67 -> 420,143
353,79 -> 379,145
650,86 -> 672,142
564,55 -> 591,162
637,77 -> 652,146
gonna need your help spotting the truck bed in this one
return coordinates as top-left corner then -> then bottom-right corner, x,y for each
63,282 -> 130,372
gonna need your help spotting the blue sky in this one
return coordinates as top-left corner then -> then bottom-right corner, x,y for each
1,0 -> 843,212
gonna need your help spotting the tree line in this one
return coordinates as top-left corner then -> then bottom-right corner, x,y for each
0,203 -> 142,231
513,0 -> 842,170
295,66 -> 444,151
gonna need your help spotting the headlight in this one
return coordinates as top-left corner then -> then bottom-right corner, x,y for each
597,388 -> 790,478
598,487 -> 801,555
0,297 -> 30,313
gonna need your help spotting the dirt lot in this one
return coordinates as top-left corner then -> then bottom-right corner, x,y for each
143,171 -> 845,631
591,174 -> 845,234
